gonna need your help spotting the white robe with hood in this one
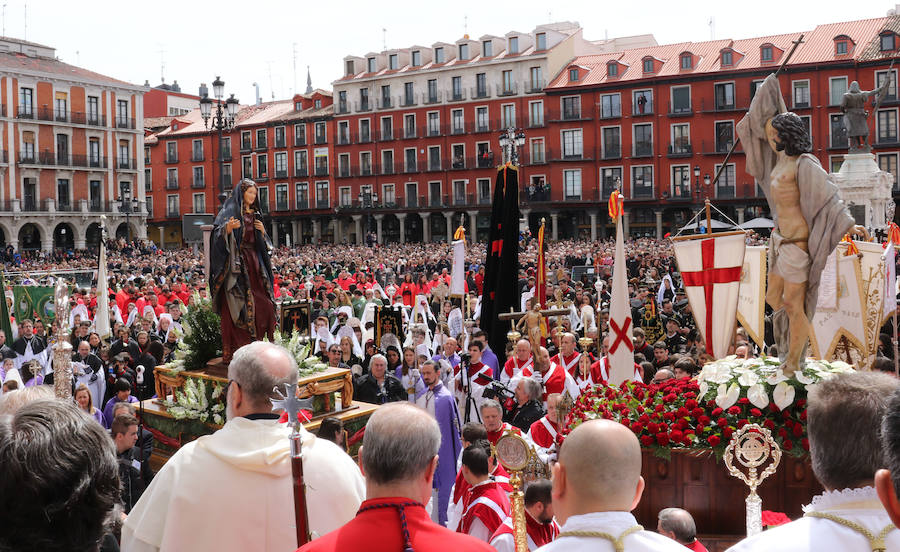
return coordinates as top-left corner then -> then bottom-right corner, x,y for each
121,417 -> 365,552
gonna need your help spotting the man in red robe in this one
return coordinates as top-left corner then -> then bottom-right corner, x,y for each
458,442 -> 511,543
449,424 -> 512,532
550,333 -> 579,378
481,399 -> 522,446
533,346 -> 579,406
299,403 -> 492,552
489,478 -> 560,551
454,342 -> 494,424
501,339 -> 533,388
591,335 -> 643,384
528,393 -> 563,463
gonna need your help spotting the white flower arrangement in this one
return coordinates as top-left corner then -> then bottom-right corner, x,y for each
265,329 -> 328,378
697,356 -> 855,411
162,376 -> 226,424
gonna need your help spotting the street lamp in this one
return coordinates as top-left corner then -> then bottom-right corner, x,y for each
200,76 -> 239,205
704,174 -> 711,199
358,189 -> 378,237
498,128 -> 526,165
119,182 -> 138,242
693,165 -> 700,199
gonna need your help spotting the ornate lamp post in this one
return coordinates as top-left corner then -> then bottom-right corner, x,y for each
498,128 -> 526,165
199,76 -> 239,205
119,182 -> 138,242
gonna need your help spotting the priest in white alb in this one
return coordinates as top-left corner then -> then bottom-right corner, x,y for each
122,342 -> 365,552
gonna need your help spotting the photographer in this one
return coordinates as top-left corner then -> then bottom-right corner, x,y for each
505,378 -> 544,432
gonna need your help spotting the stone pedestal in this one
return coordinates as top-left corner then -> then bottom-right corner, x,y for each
832,153 -> 893,230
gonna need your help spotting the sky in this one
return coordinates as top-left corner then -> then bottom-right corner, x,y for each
6,0 -> 898,105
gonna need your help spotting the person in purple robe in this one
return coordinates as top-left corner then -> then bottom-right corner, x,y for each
416,360 -> 462,527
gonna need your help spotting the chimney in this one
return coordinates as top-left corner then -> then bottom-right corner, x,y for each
172,80 -> 181,92
253,82 -> 261,105
199,82 -> 208,98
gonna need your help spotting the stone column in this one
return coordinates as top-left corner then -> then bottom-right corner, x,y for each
655,210 -> 663,240
520,208 -> 531,231
422,213 -> 431,243
158,225 -> 165,249
374,214 -> 384,244
622,210 -> 630,237
313,219 -> 322,243
550,212 -> 559,241
467,210 -> 478,242
444,212 -> 454,244
74,236 -> 86,250
589,212 -> 597,242
352,215 -> 363,244
41,234 -> 53,253
332,218 -> 341,244
397,213 -> 407,244
290,220 -> 299,246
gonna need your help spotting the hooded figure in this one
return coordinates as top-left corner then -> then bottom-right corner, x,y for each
210,179 -> 277,362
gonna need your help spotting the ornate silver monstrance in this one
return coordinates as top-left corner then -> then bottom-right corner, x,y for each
724,423 -> 782,537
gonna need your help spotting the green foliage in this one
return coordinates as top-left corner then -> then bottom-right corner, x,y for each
183,301 -> 222,372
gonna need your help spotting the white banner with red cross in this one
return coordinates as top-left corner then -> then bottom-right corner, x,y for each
672,232 -> 746,360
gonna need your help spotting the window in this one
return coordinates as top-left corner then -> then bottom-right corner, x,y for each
451,144 -> 465,169
502,104 -> 515,128
274,152 -> 288,177
562,96 -> 581,119
602,127 -> 621,159
714,83 -> 735,110
877,70 -> 898,101
672,165 -> 691,198
360,152 -> 372,176
721,50 -> 733,67
836,40 -> 849,55
338,153 -> 350,177
878,110 -> 898,144
476,107 -> 489,132
562,129 -> 583,159
405,148 -> 417,172
642,57 -> 654,73
451,76 -> 463,100
830,114 -> 848,148
600,93 -> 621,118
359,88 -> 369,111
87,96 -> 99,124
608,62 -> 618,77
294,150 -> 308,176
340,187 -> 352,207
256,129 -> 267,149
389,53 -> 398,70
761,45 -> 774,62
482,40 -> 493,57
315,150 -> 329,176
192,139 -> 204,161
412,50 -> 421,66
671,123 -> 690,154
89,138 -> 101,166
713,163 -> 736,198
428,146 -> 441,171
459,43 -> 469,60
632,166 -> 653,198
258,186 -> 270,213
54,92 -> 67,121
404,82 -> 414,105
429,181 -> 441,205
367,57 -> 376,72
338,121 -> 350,144
715,121 -> 734,153
274,126 -> 286,148
502,70 -> 514,94
529,101 -> 543,127
671,86 -> 691,113
453,180 -> 466,205
404,114 -> 416,138
360,119 -> 371,142
477,178 -> 491,204
535,32 -> 547,51
601,167 -> 623,196
750,79 -> 764,100
427,79 -> 438,103
221,136 -> 232,159
882,33 -> 896,52
563,170 -> 582,200
569,68 -> 579,82
508,36 -> 518,54
57,179 -> 70,209
830,77 -> 848,106
382,183 -> 395,205
633,124 -> 653,157
275,184 -> 288,211
193,193 -> 205,213
381,116 -> 393,140
56,134 -> 69,165
793,80 -> 810,108
434,47 -> 445,63
222,164 -> 232,189
296,182 -> 309,209
315,122 -> 326,143
878,153 -> 898,190
451,109 -> 464,134
167,195 -> 179,218
118,140 -> 130,168
192,166 -> 204,188
680,53 -> 692,70
242,156 -> 252,178
381,85 -> 391,108
427,112 -> 440,136
530,67 -> 543,91
241,131 -> 251,151
345,60 -> 355,76
529,138 -> 545,164
117,100 -> 129,127
21,131 -> 34,161
476,73 -> 487,97
89,180 -> 102,210
633,90 -> 652,114
167,167 -> 178,188
337,91 -> 347,114
18,87 -> 33,116
382,150 -> 394,174
257,154 -> 268,179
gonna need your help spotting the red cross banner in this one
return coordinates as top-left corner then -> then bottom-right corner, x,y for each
672,232 -> 746,360
608,192 -> 635,385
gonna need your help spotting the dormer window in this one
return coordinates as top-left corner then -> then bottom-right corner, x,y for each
536,32 -> 547,51
345,60 -> 355,76
721,50 -> 733,67
314,99 -> 321,108
607,61 -> 618,77
389,54 -> 398,70
680,53 -> 692,70
834,35 -> 852,55
509,36 -> 519,54
412,50 -> 421,66
482,40 -> 493,57
295,101 -> 302,111
761,45 -> 773,62
881,32 -> 897,52
569,68 -> 579,82
434,47 -> 445,63
367,57 -> 376,72
642,57 -> 654,73
459,43 -> 469,60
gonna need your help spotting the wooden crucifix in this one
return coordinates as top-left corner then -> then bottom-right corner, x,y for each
498,303 -> 570,349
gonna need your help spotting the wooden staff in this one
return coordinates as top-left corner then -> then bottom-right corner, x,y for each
272,384 -> 314,546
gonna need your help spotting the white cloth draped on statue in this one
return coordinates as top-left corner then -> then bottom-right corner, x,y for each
121,417 -> 365,552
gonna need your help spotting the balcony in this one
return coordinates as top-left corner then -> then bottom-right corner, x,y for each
220,148 -> 232,161
275,169 -> 288,179
667,143 -> 693,158
360,164 -> 372,177
633,143 -> 653,158
526,80 -> 545,94
405,160 -> 418,173
448,89 -> 467,102
167,209 -> 180,219
314,133 -> 327,145
337,165 -> 352,178
315,199 -> 330,209
471,86 -> 490,99
336,102 -> 349,115
294,135 -> 307,147
700,98 -> 746,113
400,94 -> 417,107
17,106 -> 34,119
221,175 -> 232,189
668,103 -> 693,116
703,139 -> 735,155
314,165 -> 329,176
406,195 -> 418,208
117,158 -> 137,170
523,150 -> 545,165
256,172 -> 268,182
475,120 -> 494,133
116,117 -> 136,130
56,201 -> 73,212
191,151 -> 205,162
53,110 -> 69,123
427,159 -> 443,172
380,129 -> 394,141
166,177 -> 179,190
296,199 -> 309,210
240,140 -> 252,152
275,201 -> 289,212
295,167 -> 309,177
427,126 -> 441,138
377,97 -> 392,109
451,157 -> 468,170
255,139 -> 268,151
477,152 -> 495,168
337,132 -> 351,146
192,177 -> 205,189
18,151 -> 35,164
601,145 -> 622,160
632,102 -> 654,116
632,186 -> 654,199
716,185 -> 736,198
381,162 -> 395,175
450,124 -> 466,135
669,184 -> 692,201
599,106 -> 622,120
497,83 -> 518,97
166,154 -> 179,164
429,195 -> 443,207
356,131 -> 372,144
403,127 -> 417,139
549,148 -> 592,162
423,91 -> 442,105
355,100 -> 371,112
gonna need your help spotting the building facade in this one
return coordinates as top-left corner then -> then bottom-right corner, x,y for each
0,37 -> 147,251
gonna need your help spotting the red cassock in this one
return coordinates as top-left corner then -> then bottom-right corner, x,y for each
486,422 -> 522,447
502,356 -> 533,380
458,481 -> 511,538
551,352 -> 580,377
591,357 -> 643,384
541,363 -> 568,403
528,416 -> 561,450
489,513 -> 561,551
453,463 -> 513,513
298,497 -> 494,552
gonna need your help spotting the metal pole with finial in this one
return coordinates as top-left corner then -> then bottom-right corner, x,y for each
272,383 -> 315,546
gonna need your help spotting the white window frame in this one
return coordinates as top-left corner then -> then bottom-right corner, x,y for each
670,85 -> 691,114
560,128 -> 583,158
563,169 -> 582,200
792,79 -> 811,108
192,192 -> 205,213
829,76 -> 848,106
